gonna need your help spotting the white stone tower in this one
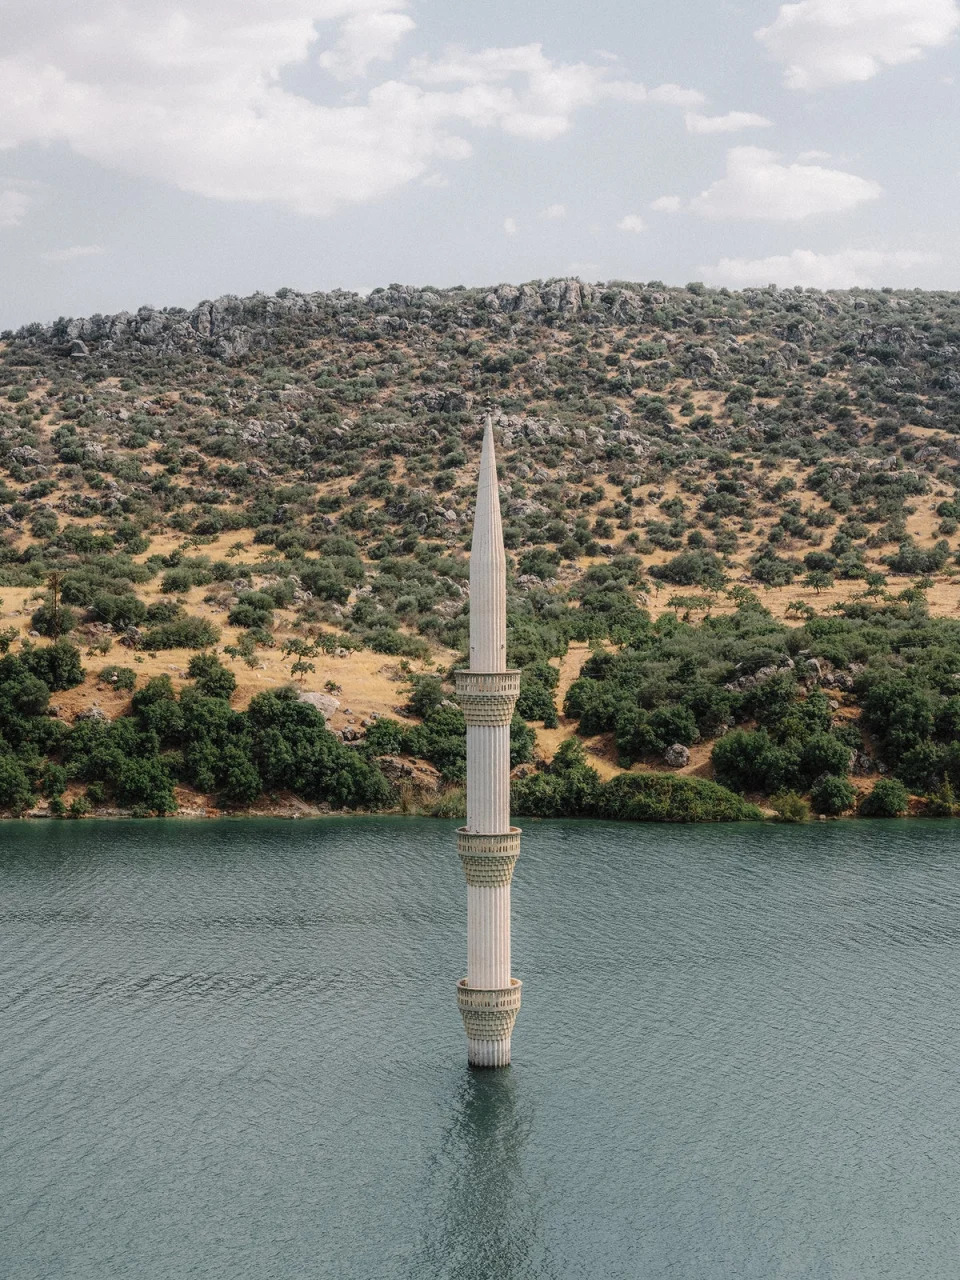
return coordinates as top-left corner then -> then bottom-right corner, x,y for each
454,417 -> 522,1068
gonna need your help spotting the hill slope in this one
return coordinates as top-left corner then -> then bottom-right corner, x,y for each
2,279 -> 960,819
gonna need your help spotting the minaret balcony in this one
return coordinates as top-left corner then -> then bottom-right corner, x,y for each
455,669 -> 521,726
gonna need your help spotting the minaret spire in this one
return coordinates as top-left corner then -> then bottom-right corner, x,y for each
469,416 -> 507,673
454,416 -> 522,1068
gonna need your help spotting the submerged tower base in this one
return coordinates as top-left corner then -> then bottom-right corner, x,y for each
457,979 -> 522,1067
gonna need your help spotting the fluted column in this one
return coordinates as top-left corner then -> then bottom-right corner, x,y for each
454,417 -> 522,1068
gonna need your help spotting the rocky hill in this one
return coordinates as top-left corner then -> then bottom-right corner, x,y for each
2,278 -> 960,821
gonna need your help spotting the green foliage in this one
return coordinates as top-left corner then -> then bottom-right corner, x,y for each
405,674 -> 446,719
186,653 -> 237,700
98,664 -> 137,692
140,617 -> 220,649
771,791 -> 811,823
31,599 -> 78,637
859,778 -> 910,818
89,591 -> 147,629
0,754 -> 32,813
21,640 -> 84,691
650,551 -> 726,590
516,660 -> 559,726
513,738 -> 759,822
810,774 -> 856,815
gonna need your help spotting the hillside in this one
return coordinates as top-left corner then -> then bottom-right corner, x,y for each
3,278 -> 960,820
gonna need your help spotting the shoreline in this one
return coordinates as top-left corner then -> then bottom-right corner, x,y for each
2,804 -> 943,824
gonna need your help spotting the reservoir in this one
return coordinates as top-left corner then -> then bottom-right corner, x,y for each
2,817 -> 959,1278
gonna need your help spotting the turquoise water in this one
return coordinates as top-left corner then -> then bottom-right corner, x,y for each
2,817 -> 960,1279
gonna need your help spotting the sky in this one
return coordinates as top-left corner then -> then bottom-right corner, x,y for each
1,0 -> 959,328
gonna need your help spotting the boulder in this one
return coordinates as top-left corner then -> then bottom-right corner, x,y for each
664,743 -> 690,769
299,691 -> 340,717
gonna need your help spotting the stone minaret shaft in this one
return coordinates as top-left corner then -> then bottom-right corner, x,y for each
455,419 -> 521,1068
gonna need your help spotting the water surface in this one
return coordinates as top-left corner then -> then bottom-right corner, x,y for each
2,817 -> 959,1279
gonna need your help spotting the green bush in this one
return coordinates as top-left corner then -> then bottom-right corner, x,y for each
770,791 -> 811,823
596,772 -> 760,823
0,754 -> 32,813
30,599 -> 78,637
810,774 -> 856,815
186,653 -> 236,700
141,617 -> 220,650
858,778 -> 910,818
22,640 -> 85,691
98,664 -> 137,692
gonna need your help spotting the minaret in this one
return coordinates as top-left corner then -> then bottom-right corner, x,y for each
454,417 -> 522,1068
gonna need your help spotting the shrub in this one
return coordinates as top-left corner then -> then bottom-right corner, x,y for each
30,599 -> 78,637
858,778 -> 910,818
186,653 -> 236,700
141,617 -> 220,650
770,791 -> 810,823
405,675 -> 446,719
596,773 -> 761,823
649,551 -> 726,589
22,640 -> 85,691
810,774 -> 856,816
89,592 -> 147,629
0,754 -> 32,813
712,729 -> 794,795
98,664 -> 137,692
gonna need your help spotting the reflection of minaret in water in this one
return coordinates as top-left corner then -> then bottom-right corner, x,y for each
454,417 -> 522,1068
405,1072 -> 551,1279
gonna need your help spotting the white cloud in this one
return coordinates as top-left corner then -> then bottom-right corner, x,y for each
689,147 -> 881,220
503,216 -> 518,236
40,243 -> 104,263
650,195 -> 683,213
408,43 -> 647,140
317,5 -> 414,80
685,110 -> 774,134
617,214 -> 646,232
0,184 -> 31,228
0,10 -> 652,216
647,83 -> 706,107
541,203 -> 566,219
703,247 -> 936,288
757,0 -> 960,90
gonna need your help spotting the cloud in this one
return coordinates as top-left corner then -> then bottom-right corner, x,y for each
757,0 -> 960,90
541,203 -> 566,219
0,183 -> 31,228
503,216 -> 518,236
408,42 -> 647,140
317,5 -> 415,80
40,243 -> 104,263
685,111 -> 774,134
0,10 -> 651,216
702,247 -> 936,288
647,83 -> 706,107
617,214 -> 646,232
689,147 -> 881,220
650,195 -> 683,213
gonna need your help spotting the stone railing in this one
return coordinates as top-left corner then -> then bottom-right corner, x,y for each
457,827 -> 521,886
456,978 -> 522,1042
455,670 -> 520,727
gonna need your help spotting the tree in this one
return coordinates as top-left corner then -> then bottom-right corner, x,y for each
804,570 -> 834,595
810,774 -> 856,815
0,755 -> 32,813
186,653 -> 237,700
31,598 -> 78,638
21,640 -> 84,691
858,778 -> 909,818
